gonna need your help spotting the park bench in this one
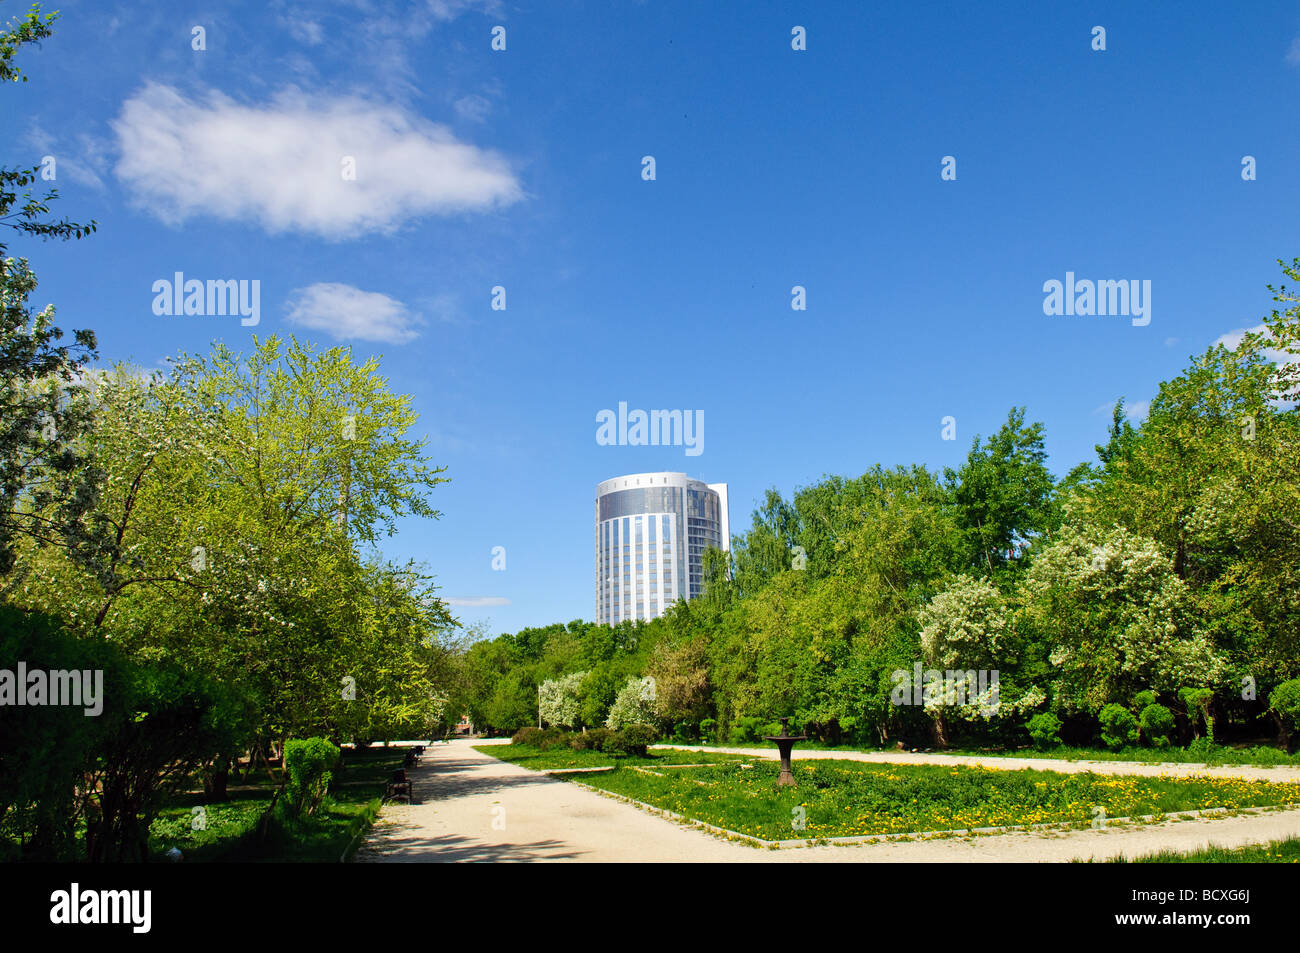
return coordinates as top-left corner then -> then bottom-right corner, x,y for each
384,769 -> 412,804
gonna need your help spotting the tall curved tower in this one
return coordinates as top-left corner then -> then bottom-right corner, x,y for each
595,472 -> 729,626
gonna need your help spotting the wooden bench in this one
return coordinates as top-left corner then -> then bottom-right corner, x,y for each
384,769 -> 412,804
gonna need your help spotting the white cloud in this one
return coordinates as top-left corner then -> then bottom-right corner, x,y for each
453,94 -> 492,123
1212,323 -> 1265,351
285,283 -> 423,343
427,0 -> 503,21
286,18 -> 325,45
446,596 -> 510,607
1126,400 -> 1150,422
1287,35 -> 1300,66
24,125 -> 109,190
1211,323 -> 1291,364
112,83 -> 523,239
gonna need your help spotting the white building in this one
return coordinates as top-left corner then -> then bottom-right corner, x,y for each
595,472 -> 729,626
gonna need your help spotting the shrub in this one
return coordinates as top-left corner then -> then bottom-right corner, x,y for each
670,721 -> 696,744
1186,737 -> 1223,763
1270,680 -> 1300,733
606,676 -> 658,730
538,671 -> 587,729
1026,713 -> 1063,750
536,728 -> 569,751
1098,704 -> 1138,750
700,718 -> 718,742
728,716 -> 765,744
1139,703 -> 1175,748
1132,690 -> 1157,710
569,728 -> 610,751
283,737 -> 340,818
511,727 -> 544,747
600,730 -> 629,756
619,724 -> 659,756
1179,687 -> 1216,741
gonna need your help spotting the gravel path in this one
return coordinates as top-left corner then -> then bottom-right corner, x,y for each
355,739 -> 1300,863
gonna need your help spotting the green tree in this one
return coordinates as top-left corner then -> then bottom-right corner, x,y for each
946,407 -> 1055,577
0,2 -> 100,583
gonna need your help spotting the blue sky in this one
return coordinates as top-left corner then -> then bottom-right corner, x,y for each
6,0 -> 1300,636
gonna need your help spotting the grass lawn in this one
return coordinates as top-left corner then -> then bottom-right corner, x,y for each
665,740 -> 1300,768
148,746 -> 408,862
943,743 -> 1300,767
476,743 -> 748,771
524,756 -> 1300,841
1103,835 -> 1300,863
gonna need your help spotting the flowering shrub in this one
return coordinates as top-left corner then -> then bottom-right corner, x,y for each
919,575 -> 1009,669
606,676 -> 658,730
1024,525 -> 1226,708
538,671 -> 587,728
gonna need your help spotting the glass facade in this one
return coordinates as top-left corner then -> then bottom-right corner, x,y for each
595,473 -> 727,627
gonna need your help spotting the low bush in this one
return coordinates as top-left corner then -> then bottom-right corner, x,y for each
569,728 -> 611,751
728,716 -> 765,745
1270,679 -> 1300,750
671,721 -> 697,744
600,730 -> 629,756
1099,704 -> 1138,751
536,728 -> 570,751
1139,704 -> 1175,748
511,727 -> 544,747
619,724 -> 659,757
283,737 -> 340,818
1026,713 -> 1063,750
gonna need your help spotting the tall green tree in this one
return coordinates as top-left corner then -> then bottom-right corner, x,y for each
0,2 -> 100,582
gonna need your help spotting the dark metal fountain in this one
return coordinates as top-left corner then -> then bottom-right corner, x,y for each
763,717 -> 807,786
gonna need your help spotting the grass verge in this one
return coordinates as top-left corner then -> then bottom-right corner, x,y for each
538,757 -> 1300,841
148,746 -> 406,862
1099,834 -> 1300,863
476,743 -> 747,772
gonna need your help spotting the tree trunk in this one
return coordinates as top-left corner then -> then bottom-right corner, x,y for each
930,713 -> 949,748
204,766 -> 229,801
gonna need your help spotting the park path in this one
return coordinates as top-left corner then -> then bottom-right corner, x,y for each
356,739 -> 1300,863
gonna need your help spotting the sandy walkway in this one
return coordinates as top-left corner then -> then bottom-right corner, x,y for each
356,740 -> 1300,863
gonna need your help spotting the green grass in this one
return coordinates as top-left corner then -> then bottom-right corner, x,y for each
1100,835 -> 1300,863
533,757 -> 1300,842
666,739 -> 1300,767
476,743 -> 747,771
147,746 -> 407,862
944,743 -> 1300,767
